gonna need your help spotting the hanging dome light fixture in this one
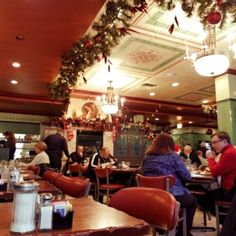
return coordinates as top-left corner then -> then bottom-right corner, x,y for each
96,80 -> 125,115
185,24 -> 235,77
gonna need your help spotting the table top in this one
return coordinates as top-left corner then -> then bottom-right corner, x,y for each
112,167 -> 140,173
0,197 -> 150,236
20,169 -> 42,181
190,170 -> 215,183
0,180 -> 61,201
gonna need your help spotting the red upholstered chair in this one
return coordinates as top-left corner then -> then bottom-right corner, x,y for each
136,174 -> 176,192
110,187 -> 180,236
95,167 -> 126,204
43,169 -> 62,184
69,163 -> 88,177
136,174 -> 187,236
27,165 -> 40,175
69,163 -> 97,199
54,175 -> 91,198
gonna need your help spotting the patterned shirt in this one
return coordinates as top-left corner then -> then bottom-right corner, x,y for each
141,152 -> 191,196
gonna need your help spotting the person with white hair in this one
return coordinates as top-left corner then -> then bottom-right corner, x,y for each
180,144 -> 201,167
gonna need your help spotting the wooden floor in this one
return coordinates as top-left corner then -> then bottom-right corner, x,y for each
192,209 -> 217,236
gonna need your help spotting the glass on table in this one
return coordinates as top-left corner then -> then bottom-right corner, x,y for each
190,162 -> 198,172
125,162 -> 130,168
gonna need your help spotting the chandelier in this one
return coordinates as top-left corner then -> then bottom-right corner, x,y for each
96,80 -> 125,115
202,104 -> 217,116
185,24 -> 236,77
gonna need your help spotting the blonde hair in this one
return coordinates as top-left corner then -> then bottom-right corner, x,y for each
35,141 -> 47,151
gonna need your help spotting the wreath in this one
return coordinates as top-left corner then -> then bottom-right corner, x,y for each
48,0 -> 236,101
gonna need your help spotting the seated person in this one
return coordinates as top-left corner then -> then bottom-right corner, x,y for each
87,147 -> 117,181
141,133 -> 197,236
198,131 -> 236,218
70,145 -> 85,164
62,145 -> 85,175
180,144 -> 201,167
22,141 -> 50,177
197,150 -> 208,166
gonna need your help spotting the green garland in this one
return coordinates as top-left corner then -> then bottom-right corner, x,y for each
48,0 -> 236,101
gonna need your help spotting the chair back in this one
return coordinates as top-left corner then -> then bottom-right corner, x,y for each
110,187 -> 179,231
43,169 -> 62,184
95,167 -> 125,204
69,163 -> 88,177
27,165 -> 40,175
38,163 -> 50,177
136,174 -> 176,192
54,175 -> 90,198
95,167 -> 113,178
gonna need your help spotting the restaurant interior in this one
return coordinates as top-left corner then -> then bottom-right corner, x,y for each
0,0 -> 236,236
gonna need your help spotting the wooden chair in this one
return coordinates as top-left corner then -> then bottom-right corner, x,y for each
110,187 -> 180,236
136,174 -> 187,236
215,200 -> 231,236
95,167 -> 126,204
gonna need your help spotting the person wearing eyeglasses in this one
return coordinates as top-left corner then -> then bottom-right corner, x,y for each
198,131 -> 236,216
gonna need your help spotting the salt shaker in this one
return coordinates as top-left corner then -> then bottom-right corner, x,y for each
38,193 -> 53,231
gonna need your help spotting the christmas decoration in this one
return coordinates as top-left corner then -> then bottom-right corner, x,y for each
207,11 -> 222,25
48,0 -> 236,101
42,115 -> 167,142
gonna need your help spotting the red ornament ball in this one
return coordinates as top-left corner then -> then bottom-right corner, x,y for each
85,40 -> 93,48
207,11 -> 222,25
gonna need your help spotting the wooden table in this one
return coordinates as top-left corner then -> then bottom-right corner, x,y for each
0,180 -> 61,201
20,169 -> 42,181
112,167 -> 140,173
190,171 -> 215,184
0,197 -> 151,236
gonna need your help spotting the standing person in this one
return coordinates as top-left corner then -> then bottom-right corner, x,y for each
22,141 -> 50,177
141,133 -> 197,236
44,123 -> 70,171
198,131 -> 236,215
3,131 -> 16,160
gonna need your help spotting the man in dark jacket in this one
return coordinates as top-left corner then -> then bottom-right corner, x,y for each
44,124 -> 70,171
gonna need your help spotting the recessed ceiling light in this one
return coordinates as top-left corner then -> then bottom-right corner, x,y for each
188,121 -> 193,124
172,82 -> 179,87
155,117 -> 159,121
177,116 -> 182,121
149,92 -> 155,96
12,62 -> 21,68
167,72 -> 176,77
202,100 -> 209,104
11,80 -> 18,84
